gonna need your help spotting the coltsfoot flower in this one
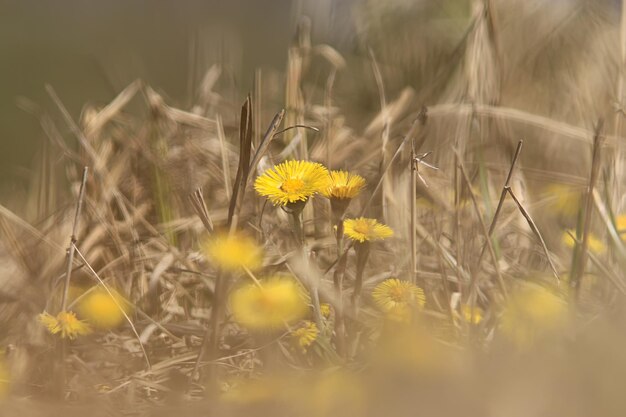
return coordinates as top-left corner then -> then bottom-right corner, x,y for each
343,217 -> 393,243
460,304 -> 484,325
77,287 -> 131,330
202,231 -> 263,272
372,278 -> 425,314
39,310 -> 91,339
543,183 -> 582,217
230,277 -> 308,330
254,160 -> 330,207
322,170 -> 365,200
500,285 -> 567,349
562,229 -> 606,254
290,321 -> 319,352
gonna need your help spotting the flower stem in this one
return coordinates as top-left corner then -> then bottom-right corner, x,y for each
333,219 -> 347,357
351,242 -> 370,317
291,210 -> 323,327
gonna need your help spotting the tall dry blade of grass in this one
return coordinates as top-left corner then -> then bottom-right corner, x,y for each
571,121 -> 605,297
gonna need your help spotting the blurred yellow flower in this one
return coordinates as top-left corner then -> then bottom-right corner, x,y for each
615,214 -> 626,241
77,287 -> 131,330
291,321 -> 319,352
39,310 -> 91,339
343,217 -> 393,243
322,170 -> 365,200
230,277 -> 308,330
500,286 -> 567,348
254,160 -> 330,206
562,229 -> 606,254
203,232 -> 263,272
460,304 -> 484,325
372,278 -> 425,314
543,183 -> 582,217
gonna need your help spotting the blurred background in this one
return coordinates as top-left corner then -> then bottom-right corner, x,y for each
0,0 -> 356,189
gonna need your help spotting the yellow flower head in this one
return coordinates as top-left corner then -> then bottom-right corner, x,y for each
254,160 -> 330,206
616,214 -> 626,241
322,170 -> 366,200
290,321 -> 319,352
562,229 -> 606,254
343,217 -> 393,243
500,286 -> 567,349
543,184 -> 582,217
77,287 -> 131,330
320,303 -> 332,319
460,304 -> 484,325
39,310 -> 91,339
372,278 -> 426,314
202,232 -> 263,272
230,277 -> 308,330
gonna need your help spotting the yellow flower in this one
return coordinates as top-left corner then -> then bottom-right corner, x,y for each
500,286 -> 567,349
319,303 -> 332,319
202,232 -> 263,272
543,183 -> 582,217
254,160 -> 330,206
77,287 -> 131,330
460,304 -> 483,325
322,170 -> 365,200
372,278 -> 425,314
39,311 -> 91,339
230,277 -> 308,330
291,321 -> 319,352
343,217 -> 393,243
562,229 -> 606,254
609,214 -> 626,252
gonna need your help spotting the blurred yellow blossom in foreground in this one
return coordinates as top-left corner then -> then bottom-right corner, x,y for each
77,286 -> 131,330
230,277 -> 308,330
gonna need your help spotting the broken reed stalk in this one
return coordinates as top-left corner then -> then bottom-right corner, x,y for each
571,120 -> 605,297
455,150 -> 508,300
476,140 -> 524,265
505,186 -> 560,283
60,166 -> 89,312
467,139 -> 521,285
410,137 -> 418,285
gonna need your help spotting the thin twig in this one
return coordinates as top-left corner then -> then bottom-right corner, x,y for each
474,140 -> 523,269
455,150 -> 508,299
60,166 -> 89,311
571,120 -> 605,297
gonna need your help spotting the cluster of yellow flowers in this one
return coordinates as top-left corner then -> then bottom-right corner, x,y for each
253,160 -> 366,208
39,286 -> 131,340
